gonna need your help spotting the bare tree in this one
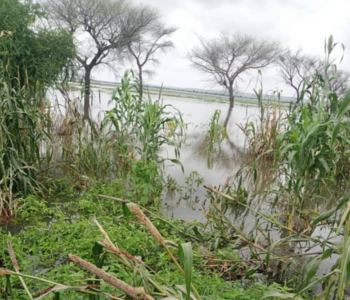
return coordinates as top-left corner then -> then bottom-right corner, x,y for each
278,49 -> 350,103
277,49 -> 323,103
127,15 -> 177,99
327,68 -> 350,98
188,33 -> 280,126
43,0 -> 158,121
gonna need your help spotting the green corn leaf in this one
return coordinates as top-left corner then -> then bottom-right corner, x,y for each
312,196 -> 350,226
178,243 -> 193,300
337,89 -> 350,117
122,203 -> 130,223
170,159 -> 184,173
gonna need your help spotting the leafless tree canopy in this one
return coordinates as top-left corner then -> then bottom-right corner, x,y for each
278,49 -> 350,102
277,49 -> 323,103
43,0 -> 158,120
188,33 -> 280,110
127,16 -> 177,98
327,68 -> 350,98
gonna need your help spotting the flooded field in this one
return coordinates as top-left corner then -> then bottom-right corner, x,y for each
51,87 -> 343,233
1,85 -> 345,298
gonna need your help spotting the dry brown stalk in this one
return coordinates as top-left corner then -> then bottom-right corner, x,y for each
98,194 -> 130,203
99,239 -> 143,265
0,269 -> 8,276
33,286 -> 56,298
7,240 -> 19,272
32,284 -> 100,298
7,240 -> 34,299
206,251 -> 322,264
204,185 -> 238,203
130,203 -> 164,245
69,254 -> 155,300
237,235 -> 266,252
94,218 -> 116,248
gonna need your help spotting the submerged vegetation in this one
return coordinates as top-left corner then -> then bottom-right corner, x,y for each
1,0 -> 350,299
2,35 -> 350,298
0,63 -> 290,298
236,37 -> 350,299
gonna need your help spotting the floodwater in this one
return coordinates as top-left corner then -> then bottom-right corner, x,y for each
53,88 -> 263,222
4,86 -> 346,293
76,87 -> 344,289
50,87 -> 341,229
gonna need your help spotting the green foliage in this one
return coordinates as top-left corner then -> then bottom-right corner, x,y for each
178,242 -> 193,300
272,68 -> 350,216
204,110 -> 226,168
165,175 -> 181,193
246,36 -> 350,298
105,70 -> 185,165
0,65 -> 49,217
126,159 -> 164,205
0,188 -> 287,299
137,97 -> 184,164
104,71 -> 142,158
183,171 -> 204,202
0,0 -> 75,90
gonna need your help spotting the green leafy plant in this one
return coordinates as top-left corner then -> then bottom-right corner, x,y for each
0,64 -> 49,217
204,110 -> 226,168
126,159 -> 164,205
183,171 -> 204,202
105,70 -> 185,167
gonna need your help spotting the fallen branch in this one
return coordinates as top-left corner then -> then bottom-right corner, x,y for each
7,240 -> 33,299
69,254 -> 155,300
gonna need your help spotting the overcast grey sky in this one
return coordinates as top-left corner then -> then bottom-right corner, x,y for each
96,0 -> 350,97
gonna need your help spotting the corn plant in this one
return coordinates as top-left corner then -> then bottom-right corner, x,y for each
104,70 -> 143,158
203,109 -> 226,168
105,70 -> 185,167
258,37 -> 350,297
136,97 -> 185,165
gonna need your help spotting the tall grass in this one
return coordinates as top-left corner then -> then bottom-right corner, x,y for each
238,90 -> 283,160
245,36 -> 350,298
0,64 -> 48,217
46,88 -> 118,187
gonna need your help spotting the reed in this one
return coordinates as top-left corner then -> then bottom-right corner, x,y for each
238,91 -> 283,160
0,64 -> 48,217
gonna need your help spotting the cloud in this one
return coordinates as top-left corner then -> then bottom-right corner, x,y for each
100,0 -> 350,97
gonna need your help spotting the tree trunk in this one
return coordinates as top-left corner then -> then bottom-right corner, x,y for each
296,90 -> 300,104
83,67 -> 91,122
224,84 -> 235,128
228,84 -> 234,108
138,66 -> 143,100
223,106 -> 233,128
